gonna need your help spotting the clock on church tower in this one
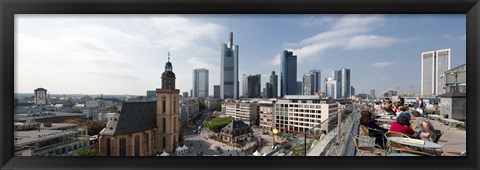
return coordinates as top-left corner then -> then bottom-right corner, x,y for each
34,87 -> 47,106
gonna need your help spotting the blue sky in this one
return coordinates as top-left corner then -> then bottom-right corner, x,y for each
15,14 -> 466,96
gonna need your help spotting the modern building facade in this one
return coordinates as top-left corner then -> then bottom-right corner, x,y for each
258,100 -> 275,132
303,73 -> 314,95
247,74 -> 261,98
421,49 -> 451,97
340,68 -> 351,99
213,85 -> 220,99
274,95 -> 339,134
370,89 -> 375,99
350,86 -> 355,96
280,50 -> 297,97
325,77 -> 339,99
223,101 -> 259,126
220,32 -> 239,99
182,92 -> 188,98
269,71 -> 278,98
444,64 -> 466,93
310,69 -> 322,94
242,74 -> 249,98
296,81 -> 303,95
192,68 -> 209,99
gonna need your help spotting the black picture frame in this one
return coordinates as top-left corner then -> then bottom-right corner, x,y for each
1,0 -> 479,170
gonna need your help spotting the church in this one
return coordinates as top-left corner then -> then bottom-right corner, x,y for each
98,54 -> 181,156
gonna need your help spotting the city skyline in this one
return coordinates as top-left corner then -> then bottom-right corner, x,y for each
15,14 -> 466,95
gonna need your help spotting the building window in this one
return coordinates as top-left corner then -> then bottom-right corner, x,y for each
106,138 -> 111,156
152,132 -> 157,149
119,138 -> 126,156
145,133 -> 149,154
174,117 -> 177,132
162,137 -> 166,149
162,100 -> 166,113
134,136 -> 140,156
162,118 -> 166,133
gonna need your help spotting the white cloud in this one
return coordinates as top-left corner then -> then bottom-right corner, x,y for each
371,62 -> 394,68
271,15 -> 413,66
16,15 -> 225,95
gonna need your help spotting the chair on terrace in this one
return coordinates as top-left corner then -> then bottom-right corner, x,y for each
351,132 -> 383,156
359,125 -> 385,148
384,131 -> 411,155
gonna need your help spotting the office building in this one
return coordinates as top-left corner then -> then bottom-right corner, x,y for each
264,83 -> 272,98
296,81 -> 303,95
223,101 -> 259,126
325,77 -> 339,99
303,73 -> 314,95
275,95 -> 339,133
269,71 -> 278,98
259,100 -> 275,131
370,89 -> 376,99
280,50 -> 297,97
310,69 -> 322,94
147,90 -> 156,99
421,49 -> 451,96
213,85 -> 220,99
350,86 -> 355,96
247,74 -> 261,98
242,74 -> 249,98
193,68 -> 209,99
220,32 -> 239,99
182,92 -> 188,98
14,122 -> 90,156
330,68 -> 350,99
444,64 -> 466,93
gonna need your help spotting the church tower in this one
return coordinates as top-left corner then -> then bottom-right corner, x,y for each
156,52 -> 181,153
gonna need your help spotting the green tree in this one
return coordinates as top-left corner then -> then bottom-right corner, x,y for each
203,117 -> 233,132
199,102 -> 207,111
214,103 -> 222,111
71,108 -> 83,113
76,148 -> 104,156
106,106 -> 118,113
64,119 -> 107,136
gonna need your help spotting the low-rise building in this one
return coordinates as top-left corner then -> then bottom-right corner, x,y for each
218,120 -> 253,144
14,122 -> 90,156
259,100 -> 275,132
275,95 -> 339,134
223,101 -> 258,126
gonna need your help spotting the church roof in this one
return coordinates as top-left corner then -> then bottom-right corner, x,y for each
101,101 -> 157,136
220,120 -> 252,137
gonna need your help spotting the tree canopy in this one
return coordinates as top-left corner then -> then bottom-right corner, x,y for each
203,117 -> 233,132
64,119 -> 107,136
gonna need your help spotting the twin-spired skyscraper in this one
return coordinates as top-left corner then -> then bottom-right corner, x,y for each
220,32 -> 239,99
421,49 -> 451,97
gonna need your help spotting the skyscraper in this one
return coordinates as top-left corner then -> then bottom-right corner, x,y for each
340,68 -> 351,99
213,85 -> 220,99
183,92 -> 188,98
269,71 -> 278,98
302,73 -> 314,95
325,77 -> 338,99
192,68 -> 209,99
280,50 -> 297,97
370,89 -> 375,99
247,74 -> 261,98
350,86 -> 355,96
296,81 -> 303,95
421,49 -> 451,97
310,69 -> 322,94
265,82 -> 272,98
242,74 -> 249,98
220,32 -> 239,99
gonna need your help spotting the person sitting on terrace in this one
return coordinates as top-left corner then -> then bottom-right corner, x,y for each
395,106 -> 408,118
389,112 -> 424,139
360,111 -> 387,148
384,101 -> 395,115
411,110 -> 436,141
